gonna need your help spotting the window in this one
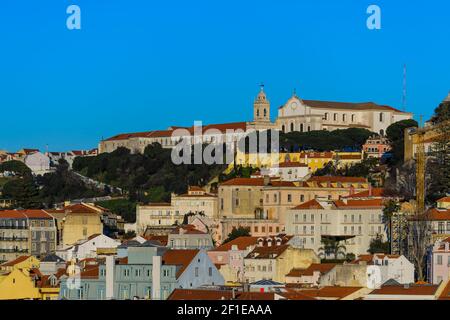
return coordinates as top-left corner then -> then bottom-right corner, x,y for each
333,113 -> 337,121
379,113 -> 384,122
254,226 -> 259,233
437,255 -> 443,265
324,113 -> 328,120
290,123 -> 294,132
208,267 -> 212,277
195,267 -> 199,277
342,114 -> 346,122
300,124 -> 304,132
351,114 -> 355,122
300,195 -> 305,202
287,194 -> 292,203
282,125 -> 285,133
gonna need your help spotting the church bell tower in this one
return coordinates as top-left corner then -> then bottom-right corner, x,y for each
254,84 -> 270,122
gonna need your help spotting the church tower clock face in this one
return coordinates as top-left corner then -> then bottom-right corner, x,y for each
290,101 -> 298,110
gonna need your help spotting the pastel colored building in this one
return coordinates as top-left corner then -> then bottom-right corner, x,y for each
208,236 -> 259,283
167,225 -> 214,250
429,237 -> 450,284
136,186 -> 218,234
243,236 -> 320,283
0,210 -> 57,264
285,198 -> 387,256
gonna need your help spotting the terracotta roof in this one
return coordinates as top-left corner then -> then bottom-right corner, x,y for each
79,266 -> 99,279
278,161 -> 308,168
439,280 -> 450,300
437,197 -> 450,203
308,176 -> 367,183
220,178 -> 295,187
0,255 -> 31,267
292,199 -> 324,210
351,254 -> 400,265
336,154 -> 362,160
172,224 -> 206,235
22,210 -> 53,219
369,284 -> 439,296
246,244 -> 289,259
297,152 -> 333,159
300,286 -> 363,299
302,100 -> 403,113
168,289 -> 233,300
286,263 -> 336,277
343,188 -> 385,198
277,291 -> 317,300
64,203 -> 102,214
0,211 -> 28,219
333,199 -> 384,209
427,208 -> 450,221
162,249 -> 199,278
145,235 -> 168,246
211,237 -> 259,252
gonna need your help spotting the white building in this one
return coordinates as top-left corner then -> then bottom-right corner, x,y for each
136,186 -> 218,234
56,234 -> 121,261
24,151 -> 52,175
285,198 -> 387,256
262,161 -> 311,181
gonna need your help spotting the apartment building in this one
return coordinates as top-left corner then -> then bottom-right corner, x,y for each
285,198 -> 386,256
0,210 -> 57,263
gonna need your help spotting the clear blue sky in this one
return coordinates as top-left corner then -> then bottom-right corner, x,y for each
1,0 -> 449,151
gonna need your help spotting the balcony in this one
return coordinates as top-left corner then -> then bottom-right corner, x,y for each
0,248 -> 29,253
0,226 -> 27,230
0,237 -> 28,241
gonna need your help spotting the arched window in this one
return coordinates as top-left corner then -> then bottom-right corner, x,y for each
290,123 -> 294,132
308,126 -> 311,132
379,113 -> 383,122
351,114 -> 355,122
380,129 -> 384,136
256,109 -> 260,117
342,114 -> 346,122
263,109 -> 267,117
334,113 -> 337,121
300,124 -> 304,132
282,125 -> 285,133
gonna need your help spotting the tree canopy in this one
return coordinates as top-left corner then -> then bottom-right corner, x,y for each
386,119 -> 418,165
280,128 -> 374,152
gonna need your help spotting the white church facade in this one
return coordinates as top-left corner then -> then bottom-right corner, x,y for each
99,86 -> 412,154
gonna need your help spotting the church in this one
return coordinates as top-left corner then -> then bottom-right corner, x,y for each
98,86 -> 412,154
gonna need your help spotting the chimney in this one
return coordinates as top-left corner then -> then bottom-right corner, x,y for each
152,255 -> 162,300
105,255 -> 114,300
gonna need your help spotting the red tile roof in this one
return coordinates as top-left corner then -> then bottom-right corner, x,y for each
220,178 -> 295,187
64,203 -> 102,214
427,208 -> 450,221
299,286 -> 363,299
162,249 -> 199,278
343,188 -> 385,198
0,210 -> 52,219
246,244 -> 290,259
278,161 -> 308,168
211,237 -> 259,252
292,199 -> 324,210
302,100 -> 403,113
168,289 -> 233,300
333,199 -> 384,209
286,263 -> 336,277
0,255 -> 31,267
308,176 -> 367,183
369,284 -> 439,296
437,197 -> 450,202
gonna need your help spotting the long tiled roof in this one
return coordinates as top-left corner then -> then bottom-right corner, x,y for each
0,255 -> 31,267
292,199 -> 324,210
210,236 -> 259,252
286,263 -> 336,277
162,249 -> 199,278
220,177 -> 295,187
301,100 -> 404,113
369,284 -> 439,296
0,210 -> 53,219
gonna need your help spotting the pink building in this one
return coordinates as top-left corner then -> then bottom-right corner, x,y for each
430,237 -> 450,284
218,218 -> 284,245
208,236 -> 259,282
363,135 -> 391,159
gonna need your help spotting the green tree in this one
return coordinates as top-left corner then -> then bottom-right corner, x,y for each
386,119 -> 418,164
368,234 -> 390,254
0,160 -> 32,177
382,199 -> 400,246
2,177 -> 41,208
223,226 -> 251,243
318,238 -> 347,260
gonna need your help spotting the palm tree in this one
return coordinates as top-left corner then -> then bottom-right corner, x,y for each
318,237 -> 347,260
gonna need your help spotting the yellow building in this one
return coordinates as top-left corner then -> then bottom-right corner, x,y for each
0,255 -> 62,300
57,203 -> 103,246
231,150 -> 362,173
243,237 -> 320,283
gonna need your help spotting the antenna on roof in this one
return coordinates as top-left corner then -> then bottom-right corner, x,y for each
402,64 -> 407,112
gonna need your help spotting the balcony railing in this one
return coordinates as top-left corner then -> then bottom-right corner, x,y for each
0,248 -> 29,253
0,237 -> 28,241
0,226 -> 28,230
